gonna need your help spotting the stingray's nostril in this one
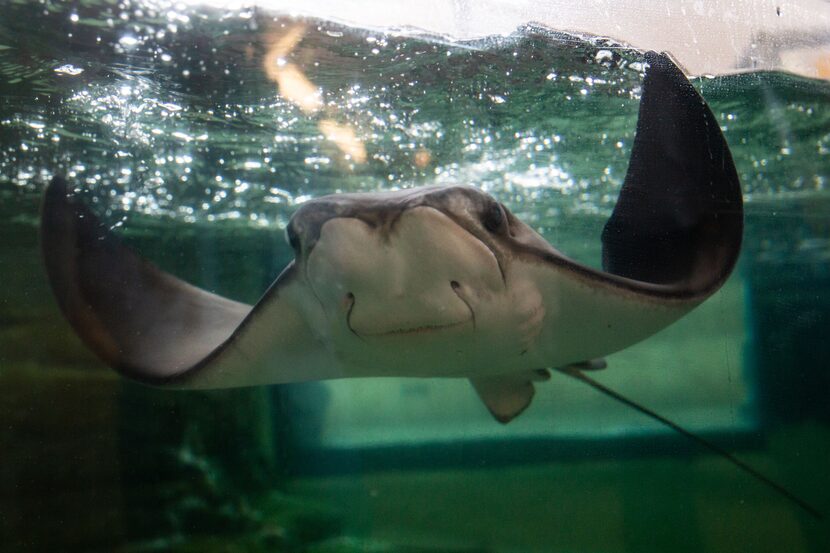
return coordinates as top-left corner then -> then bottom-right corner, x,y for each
450,280 -> 460,290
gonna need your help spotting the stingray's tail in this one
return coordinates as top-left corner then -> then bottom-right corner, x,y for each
556,365 -> 822,520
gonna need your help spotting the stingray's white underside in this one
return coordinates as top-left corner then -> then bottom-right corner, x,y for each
183,208 -> 695,397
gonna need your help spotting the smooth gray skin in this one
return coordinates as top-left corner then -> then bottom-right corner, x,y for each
41,52 -> 743,423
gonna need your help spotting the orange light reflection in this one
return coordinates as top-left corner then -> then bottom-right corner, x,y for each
263,23 -> 366,164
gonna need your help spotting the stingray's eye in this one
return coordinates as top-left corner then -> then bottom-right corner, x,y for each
482,202 -> 505,233
285,222 -> 301,251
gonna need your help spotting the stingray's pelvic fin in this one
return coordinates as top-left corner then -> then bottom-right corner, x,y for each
471,370 -> 549,423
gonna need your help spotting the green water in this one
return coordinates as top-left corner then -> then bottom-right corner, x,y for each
1,2 -> 830,552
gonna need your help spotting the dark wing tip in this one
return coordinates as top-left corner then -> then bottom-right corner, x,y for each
601,51 -> 743,297
41,176 -> 124,367
40,177 -> 250,384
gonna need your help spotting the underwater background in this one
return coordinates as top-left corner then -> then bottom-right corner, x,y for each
1,1 -> 830,551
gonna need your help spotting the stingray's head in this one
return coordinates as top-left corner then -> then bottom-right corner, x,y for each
287,186 -> 531,354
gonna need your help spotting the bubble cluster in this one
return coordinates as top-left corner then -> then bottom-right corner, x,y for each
0,2 -> 828,235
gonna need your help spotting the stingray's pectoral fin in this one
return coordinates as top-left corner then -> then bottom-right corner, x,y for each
40,176 -> 254,385
522,52 -> 743,365
40,176 -> 324,389
471,370 -> 547,423
600,51 -> 743,292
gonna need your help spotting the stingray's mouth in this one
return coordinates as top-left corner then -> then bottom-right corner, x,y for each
344,281 -> 476,338
356,319 -> 471,338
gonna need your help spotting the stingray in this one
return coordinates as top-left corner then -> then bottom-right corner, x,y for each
39,52 -> 818,516
42,51 -> 742,417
